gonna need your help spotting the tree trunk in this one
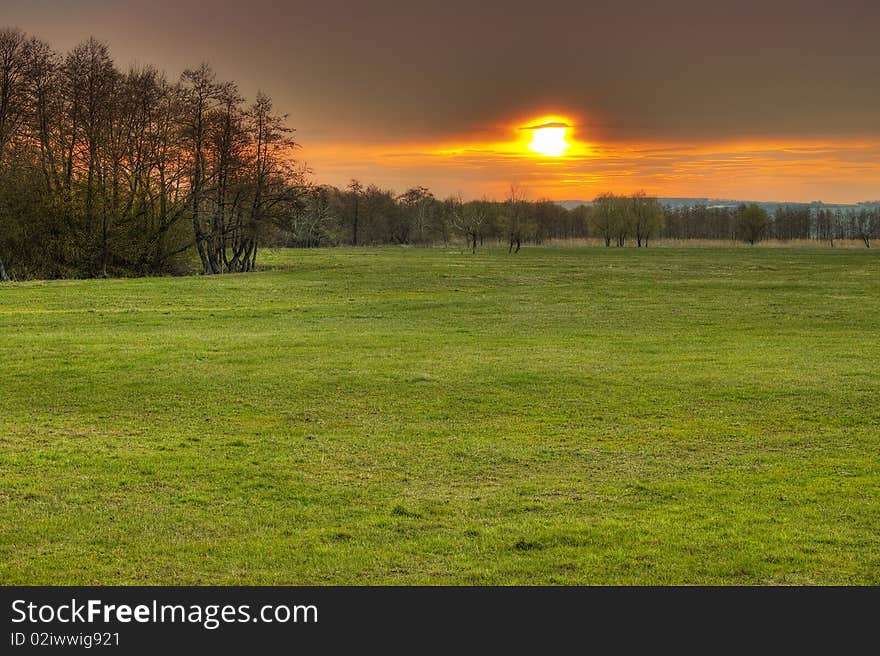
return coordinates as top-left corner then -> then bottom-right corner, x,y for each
0,255 -> 8,282
235,239 -> 250,272
193,225 -> 210,273
100,212 -> 109,277
352,201 -> 359,246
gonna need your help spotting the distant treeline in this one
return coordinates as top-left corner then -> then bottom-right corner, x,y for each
662,203 -> 878,247
1,28 -> 878,281
283,186 -> 879,252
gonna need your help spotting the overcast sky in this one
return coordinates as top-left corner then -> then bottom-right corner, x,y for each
6,0 -> 880,201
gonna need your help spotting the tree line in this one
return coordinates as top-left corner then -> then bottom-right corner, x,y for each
0,27 -> 303,281
2,28 -> 878,281
285,183 -> 588,253
283,186 -> 878,252
663,203 -> 879,247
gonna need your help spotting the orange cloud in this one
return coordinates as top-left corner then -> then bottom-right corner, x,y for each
299,128 -> 880,203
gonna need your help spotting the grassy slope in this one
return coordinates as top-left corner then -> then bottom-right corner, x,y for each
0,246 -> 878,584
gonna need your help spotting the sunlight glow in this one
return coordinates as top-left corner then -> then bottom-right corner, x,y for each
309,133 -> 880,204
528,125 -> 570,157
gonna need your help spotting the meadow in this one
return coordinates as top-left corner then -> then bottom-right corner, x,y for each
0,246 -> 878,584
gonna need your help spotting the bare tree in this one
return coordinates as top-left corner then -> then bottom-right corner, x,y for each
291,185 -> 334,247
346,178 -> 362,246
852,209 -> 874,248
0,28 -> 28,165
0,28 -> 30,280
207,81 -> 246,272
233,92 -> 299,271
504,183 -> 530,253
180,63 -> 222,273
631,191 -> 665,247
591,192 -> 616,247
398,186 -> 434,245
450,195 -> 487,253
614,197 -> 631,247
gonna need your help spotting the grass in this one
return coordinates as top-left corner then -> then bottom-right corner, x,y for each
0,245 -> 878,584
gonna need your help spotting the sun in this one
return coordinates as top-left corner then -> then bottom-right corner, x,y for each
524,120 -> 571,157
529,125 -> 569,156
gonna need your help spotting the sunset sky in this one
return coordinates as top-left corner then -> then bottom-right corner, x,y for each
6,0 -> 880,202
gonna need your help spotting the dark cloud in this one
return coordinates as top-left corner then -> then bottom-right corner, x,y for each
521,122 -> 571,131
4,0 -> 878,199
4,0 -> 879,141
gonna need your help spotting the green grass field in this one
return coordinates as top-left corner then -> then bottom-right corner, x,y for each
1,246 -> 878,584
